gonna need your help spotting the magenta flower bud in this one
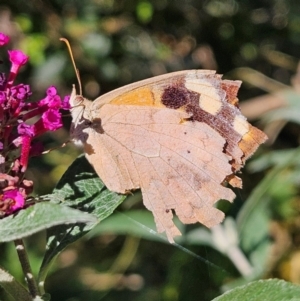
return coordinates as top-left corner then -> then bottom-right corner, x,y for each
5,50 -> 29,90
8,50 -> 29,67
62,95 -> 71,110
47,95 -> 62,109
46,86 -> 57,96
19,135 -> 32,172
39,87 -> 61,109
3,189 -> 25,214
0,33 -> 10,46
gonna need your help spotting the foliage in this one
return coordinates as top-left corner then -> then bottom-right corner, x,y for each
0,0 -> 300,300
212,279 -> 300,301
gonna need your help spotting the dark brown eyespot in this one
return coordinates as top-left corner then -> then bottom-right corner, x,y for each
161,83 -> 189,109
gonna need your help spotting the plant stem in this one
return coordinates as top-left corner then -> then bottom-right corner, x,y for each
14,239 -> 40,298
211,224 -> 254,277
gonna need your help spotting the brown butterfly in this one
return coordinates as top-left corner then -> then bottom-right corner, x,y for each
69,70 -> 267,243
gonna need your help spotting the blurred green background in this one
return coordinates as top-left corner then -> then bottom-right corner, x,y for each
1,0 -> 300,300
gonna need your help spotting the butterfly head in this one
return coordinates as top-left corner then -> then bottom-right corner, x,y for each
69,85 -> 93,146
69,85 -> 84,108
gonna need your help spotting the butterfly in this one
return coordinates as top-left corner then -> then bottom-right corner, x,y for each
69,70 -> 267,243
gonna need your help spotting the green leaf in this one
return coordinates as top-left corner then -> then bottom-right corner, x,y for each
39,156 -> 125,284
0,266 -> 32,301
87,210 -> 184,243
247,149 -> 299,173
0,202 -> 97,243
185,227 -> 215,248
263,107 -> 300,124
262,90 -> 300,125
88,210 -> 161,242
237,149 -> 300,252
235,148 -> 300,278
213,279 -> 300,301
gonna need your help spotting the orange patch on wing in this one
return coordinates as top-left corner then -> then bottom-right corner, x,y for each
110,86 -> 162,107
239,125 -> 267,162
227,175 -> 243,188
222,80 -> 241,107
228,97 -> 239,107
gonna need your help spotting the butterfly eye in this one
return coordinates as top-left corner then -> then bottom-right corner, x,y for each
75,96 -> 84,105
71,96 -> 85,109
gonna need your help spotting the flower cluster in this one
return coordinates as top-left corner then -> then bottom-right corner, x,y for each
0,32 -> 69,216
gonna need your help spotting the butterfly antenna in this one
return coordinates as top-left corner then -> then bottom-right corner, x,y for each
60,38 -> 83,96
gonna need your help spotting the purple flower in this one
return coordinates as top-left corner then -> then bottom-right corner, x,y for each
22,85 -> 68,131
39,86 -> 62,109
8,50 -> 29,67
0,31 -> 70,213
6,84 -> 32,117
62,95 -> 71,110
42,109 -> 62,131
12,136 -> 22,147
0,91 -> 6,104
47,95 -> 62,109
6,50 -> 29,90
19,135 -> 32,172
11,84 -> 31,101
46,86 -> 57,97
18,123 -> 35,137
3,189 -> 25,214
30,107 -> 63,137
35,86 -> 70,111
0,33 -> 9,46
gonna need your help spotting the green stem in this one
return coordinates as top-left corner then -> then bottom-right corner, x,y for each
14,239 -> 40,298
38,254 -> 58,295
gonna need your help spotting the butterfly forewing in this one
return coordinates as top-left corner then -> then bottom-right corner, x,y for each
70,70 -> 267,242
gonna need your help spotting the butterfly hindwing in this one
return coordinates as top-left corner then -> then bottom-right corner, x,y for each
70,70 -> 267,242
